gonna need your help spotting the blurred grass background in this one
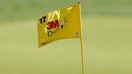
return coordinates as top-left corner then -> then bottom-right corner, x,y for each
0,0 -> 132,74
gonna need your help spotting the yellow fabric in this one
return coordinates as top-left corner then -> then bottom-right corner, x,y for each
38,4 -> 82,47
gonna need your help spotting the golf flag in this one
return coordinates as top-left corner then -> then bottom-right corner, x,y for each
38,3 -> 82,47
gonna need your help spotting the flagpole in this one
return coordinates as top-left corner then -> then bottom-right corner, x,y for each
80,37 -> 85,74
78,2 -> 85,74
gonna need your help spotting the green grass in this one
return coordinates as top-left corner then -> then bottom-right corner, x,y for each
0,0 -> 132,22
85,16 -> 132,74
0,0 -> 132,74
0,17 -> 132,74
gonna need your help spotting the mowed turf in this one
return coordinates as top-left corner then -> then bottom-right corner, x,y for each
0,0 -> 132,22
0,17 -> 132,74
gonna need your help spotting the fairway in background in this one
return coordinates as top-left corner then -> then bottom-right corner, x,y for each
0,17 -> 132,74
0,0 -> 132,22
0,0 -> 132,74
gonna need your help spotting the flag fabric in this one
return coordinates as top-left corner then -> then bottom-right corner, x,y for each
38,3 -> 82,47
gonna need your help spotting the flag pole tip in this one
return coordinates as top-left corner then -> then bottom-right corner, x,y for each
78,2 -> 80,4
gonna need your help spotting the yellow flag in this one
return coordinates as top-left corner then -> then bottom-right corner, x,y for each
38,3 -> 82,47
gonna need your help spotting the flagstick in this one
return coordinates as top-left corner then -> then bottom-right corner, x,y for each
78,2 -> 85,74
80,37 -> 85,74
